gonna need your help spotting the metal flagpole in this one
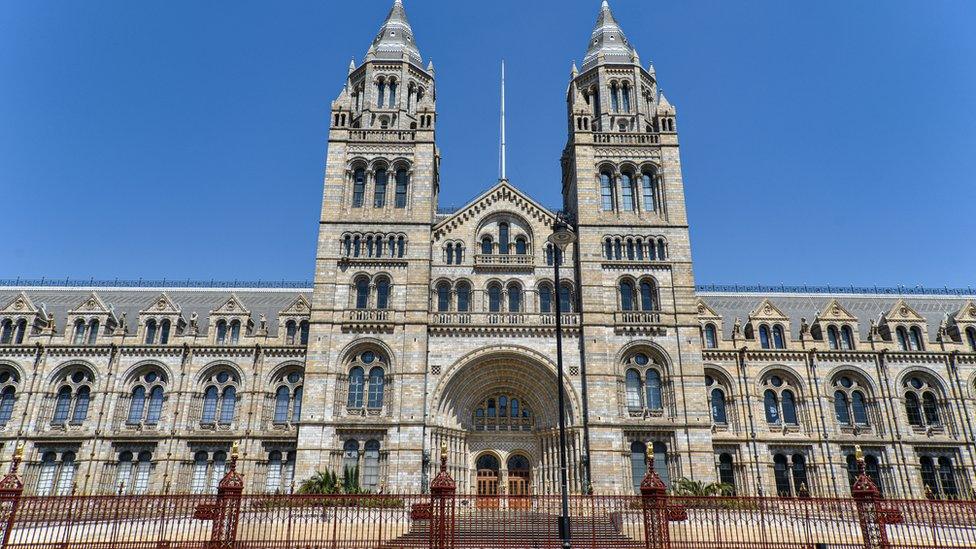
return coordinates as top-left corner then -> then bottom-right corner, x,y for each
500,60 -> 506,181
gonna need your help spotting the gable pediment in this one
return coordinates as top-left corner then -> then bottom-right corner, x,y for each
1,292 -> 39,315
69,292 -> 110,315
211,294 -> 250,317
139,293 -> 182,316
433,181 -> 557,240
953,300 -> 976,324
279,294 -> 311,317
696,299 -> 721,320
748,299 -> 788,321
884,299 -> 925,324
816,299 -> 857,323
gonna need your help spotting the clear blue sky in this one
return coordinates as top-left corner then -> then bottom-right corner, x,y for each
2,1 -> 974,287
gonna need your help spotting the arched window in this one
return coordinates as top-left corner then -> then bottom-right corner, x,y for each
625,369 -> 642,410
718,453 -> 735,491
128,386 -> 146,425
145,320 -> 157,344
896,327 -> 909,350
219,386 -> 236,424
355,277 -> 370,309
456,282 -> 471,312
834,391 -> 850,425
273,370 -> 303,424
559,284 -> 573,313
376,80 -> 385,106
0,386 -> 15,426
539,284 -> 553,314
781,390 -> 798,424
55,452 -> 77,496
827,326 -> 840,349
396,235 -> 405,257
759,325 -> 771,349
436,282 -> 451,312
507,283 -> 522,312
367,366 -> 385,408
498,223 -> 510,254
394,169 -> 409,208
937,456 -> 959,498
73,319 -> 86,344
630,441 -> 646,494
610,82 -> 619,112
515,237 -> 527,255
362,440 -> 381,490
641,171 -> 656,212
645,370 -> 662,410
342,440 -> 359,478
191,451 -> 209,494
376,277 -> 390,309
86,320 -> 99,345
791,454 -> 808,495
764,390 -> 779,424
37,452 -> 58,496
922,392 -> 939,425
285,321 -> 297,344
13,320 -> 26,344
387,80 -> 397,108
374,168 -> 387,208
703,324 -> 718,349
117,451 -> 134,494
652,442 -> 670,486
209,451 -> 227,493
710,387 -> 727,424
600,172 -> 615,211
0,320 -> 11,344
266,450 -> 283,493
228,320 -> 241,344
488,284 -> 502,312
639,280 -> 657,311
347,366 -> 365,408
274,386 -> 290,424
773,454 -> 791,496
445,243 -> 454,265
621,83 -> 631,112
147,385 -> 164,424
909,327 -> 924,351
657,239 -> 666,259
352,168 -> 366,208
966,327 -> 976,351
158,319 -> 170,344
620,173 -> 635,211
852,391 -> 868,425
772,325 -> 785,349
904,392 -> 922,426
453,243 -> 463,264
841,326 -> 855,350
619,281 -> 635,311
202,386 -> 219,423
481,236 -> 493,254
603,239 -> 613,260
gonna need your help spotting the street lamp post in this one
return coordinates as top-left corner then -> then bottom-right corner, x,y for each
548,217 -> 576,549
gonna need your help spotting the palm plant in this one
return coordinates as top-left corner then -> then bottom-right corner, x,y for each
297,470 -> 340,495
671,477 -> 735,497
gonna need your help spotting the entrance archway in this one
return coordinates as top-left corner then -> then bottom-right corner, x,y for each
507,454 -> 531,506
476,453 -> 500,506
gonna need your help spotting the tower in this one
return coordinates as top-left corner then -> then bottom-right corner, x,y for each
298,0 -> 438,490
561,1 -> 715,491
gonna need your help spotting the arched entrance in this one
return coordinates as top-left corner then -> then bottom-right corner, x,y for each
476,453 -> 500,507
507,454 -> 531,507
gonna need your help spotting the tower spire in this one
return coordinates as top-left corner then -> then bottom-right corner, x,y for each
500,60 -> 507,182
582,0 -> 637,71
366,0 -> 422,65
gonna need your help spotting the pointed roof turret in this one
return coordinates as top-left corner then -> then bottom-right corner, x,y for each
366,0 -> 422,66
582,0 -> 638,71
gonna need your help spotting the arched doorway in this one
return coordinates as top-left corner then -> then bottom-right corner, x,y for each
507,454 -> 531,507
476,453 -> 500,507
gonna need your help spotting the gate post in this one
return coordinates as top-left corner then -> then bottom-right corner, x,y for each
429,443 -> 456,549
213,442 -> 245,549
0,443 -> 25,549
851,446 -> 889,549
640,454 -> 669,549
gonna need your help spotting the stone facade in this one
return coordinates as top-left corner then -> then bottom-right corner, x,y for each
1,1 -> 974,499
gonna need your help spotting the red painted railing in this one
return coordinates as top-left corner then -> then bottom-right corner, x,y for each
0,449 -> 974,548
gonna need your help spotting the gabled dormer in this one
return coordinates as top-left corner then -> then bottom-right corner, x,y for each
278,294 -> 311,346
696,299 -> 723,350
880,299 -> 928,351
812,299 -> 859,351
745,299 -> 790,350
0,292 -> 47,344
65,292 -> 118,345
208,294 -> 253,345
137,293 -> 185,345
951,300 -> 976,351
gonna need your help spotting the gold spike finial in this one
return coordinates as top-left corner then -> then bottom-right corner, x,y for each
854,444 -> 864,462
13,442 -> 24,461
440,442 -> 447,460
231,441 -> 240,460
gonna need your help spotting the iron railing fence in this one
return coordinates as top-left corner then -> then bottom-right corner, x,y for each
2,493 -> 976,548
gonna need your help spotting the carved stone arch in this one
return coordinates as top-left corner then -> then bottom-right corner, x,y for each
390,157 -> 411,172
453,277 -> 473,290
195,361 -> 244,386
0,360 -> 25,384
703,364 -> 736,393
118,360 -> 173,387
596,161 -> 617,175
618,161 -> 640,175
371,271 -> 394,284
615,340 -> 673,377
504,278 -> 524,290
431,345 -> 582,428
638,161 -> 660,174
348,157 -> 369,170
966,369 -> 976,399
431,277 -> 453,290
47,360 -> 98,386
754,364 -> 806,395
822,365 -> 879,397
334,336 -> 397,375
266,360 -> 305,385
896,367 -> 950,397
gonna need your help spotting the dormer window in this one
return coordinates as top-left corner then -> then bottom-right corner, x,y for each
896,326 -> 924,351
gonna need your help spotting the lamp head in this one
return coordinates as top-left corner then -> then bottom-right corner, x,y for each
548,219 -> 576,250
